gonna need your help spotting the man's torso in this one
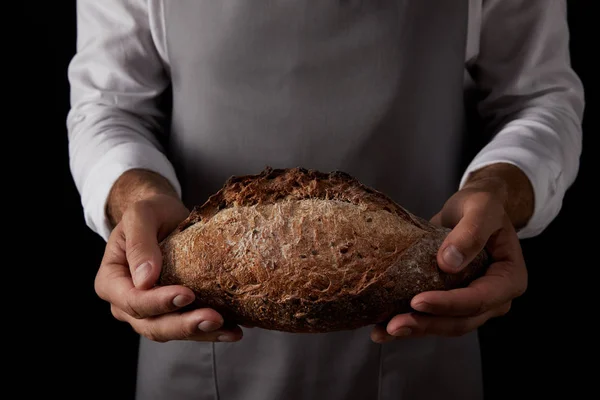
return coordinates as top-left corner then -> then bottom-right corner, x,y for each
137,2 -> 483,399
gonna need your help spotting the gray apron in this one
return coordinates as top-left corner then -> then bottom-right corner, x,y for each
137,1 -> 483,399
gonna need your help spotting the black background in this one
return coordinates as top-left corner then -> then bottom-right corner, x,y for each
48,2 -> 596,399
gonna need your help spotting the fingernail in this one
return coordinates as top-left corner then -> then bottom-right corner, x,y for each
173,295 -> 194,308
217,334 -> 237,342
391,327 -> 412,337
442,245 -> 464,270
133,262 -> 151,287
412,302 -> 430,313
198,321 -> 221,332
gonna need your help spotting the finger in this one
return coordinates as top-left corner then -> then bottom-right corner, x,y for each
122,201 -> 163,289
371,324 -> 398,344
412,261 -> 524,316
374,304 -> 511,341
485,216 -> 527,268
429,212 -> 442,227
415,224 -> 527,316
437,206 -> 502,273
113,307 -> 243,343
96,236 -> 197,318
94,227 -> 130,302
111,282 -> 197,319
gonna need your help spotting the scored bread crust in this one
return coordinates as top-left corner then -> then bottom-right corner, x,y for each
159,167 -> 490,333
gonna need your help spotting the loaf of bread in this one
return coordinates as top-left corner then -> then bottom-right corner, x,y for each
158,167 -> 490,333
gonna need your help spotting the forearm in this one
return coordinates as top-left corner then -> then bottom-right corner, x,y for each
462,0 -> 584,238
67,0 -> 184,241
106,169 -> 181,227
462,163 -> 534,230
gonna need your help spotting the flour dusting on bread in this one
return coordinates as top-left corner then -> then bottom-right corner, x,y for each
159,167 -> 490,333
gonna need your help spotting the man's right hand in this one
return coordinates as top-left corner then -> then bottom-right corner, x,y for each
94,193 -> 243,343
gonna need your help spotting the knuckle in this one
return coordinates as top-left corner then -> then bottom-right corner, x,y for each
110,305 -> 126,322
153,300 -> 173,316
506,276 -> 528,301
473,191 -> 501,211
94,273 -> 106,300
496,302 -> 512,317
475,299 -> 488,316
129,199 -> 156,220
179,320 -> 197,340
121,207 -> 136,226
123,295 -> 144,320
94,267 -> 120,302
471,305 -> 483,317
124,201 -> 146,219
471,289 -> 488,315
142,325 -> 166,343
127,241 -> 149,267
513,286 -> 526,300
514,278 -> 528,298
462,222 -> 486,250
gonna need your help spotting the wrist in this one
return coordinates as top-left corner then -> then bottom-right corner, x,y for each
462,162 -> 534,230
106,168 -> 181,227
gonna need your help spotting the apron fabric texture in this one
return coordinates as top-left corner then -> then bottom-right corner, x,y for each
137,1 -> 483,399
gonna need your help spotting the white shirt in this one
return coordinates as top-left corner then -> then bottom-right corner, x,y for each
67,0 -> 585,242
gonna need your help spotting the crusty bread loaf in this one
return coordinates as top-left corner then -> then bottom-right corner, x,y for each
158,167 -> 490,333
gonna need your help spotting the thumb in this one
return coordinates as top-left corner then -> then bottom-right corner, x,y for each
437,210 -> 500,273
123,202 -> 163,289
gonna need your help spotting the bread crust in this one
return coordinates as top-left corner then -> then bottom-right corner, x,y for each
159,167 -> 490,333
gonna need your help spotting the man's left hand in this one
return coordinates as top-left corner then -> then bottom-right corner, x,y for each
371,185 -> 528,342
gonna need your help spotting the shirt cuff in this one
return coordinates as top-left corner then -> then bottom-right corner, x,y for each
459,131 -> 563,239
80,142 -> 182,242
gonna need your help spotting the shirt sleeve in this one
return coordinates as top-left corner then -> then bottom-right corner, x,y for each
67,0 -> 181,242
461,0 -> 585,239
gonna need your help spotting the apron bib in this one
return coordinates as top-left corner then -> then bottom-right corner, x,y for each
136,1 -> 483,399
